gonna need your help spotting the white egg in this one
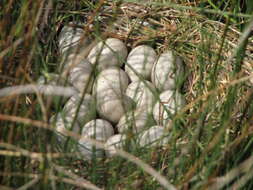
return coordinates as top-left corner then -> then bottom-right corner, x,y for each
68,59 -> 95,93
125,45 -> 157,82
62,94 -> 96,127
105,134 -> 127,157
58,25 -> 84,54
117,108 -> 155,134
153,90 -> 185,126
93,67 -> 129,98
50,113 -> 81,143
138,126 -> 170,147
151,51 -> 184,91
126,80 -> 157,113
87,38 -> 128,71
78,119 -> 114,160
96,92 -> 135,124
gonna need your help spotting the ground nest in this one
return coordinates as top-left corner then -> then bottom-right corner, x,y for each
58,1 -> 253,129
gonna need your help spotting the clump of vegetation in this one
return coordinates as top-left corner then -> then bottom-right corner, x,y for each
0,0 -> 253,189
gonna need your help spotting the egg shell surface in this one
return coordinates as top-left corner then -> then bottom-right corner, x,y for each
138,125 -> 170,147
93,67 -> 129,98
153,90 -> 185,126
105,134 -> 127,157
68,59 -> 94,93
117,108 -> 155,134
96,92 -> 135,124
58,25 -> 84,54
125,45 -> 157,82
62,94 -> 96,127
78,119 -> 114,160
126,80 -> 157,113
151,51 -> 184,91
87,38 -> 128,71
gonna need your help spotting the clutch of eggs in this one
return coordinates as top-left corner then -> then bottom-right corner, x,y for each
153,90 -> 185,126
151,51 -> 184,91
78,119 -> 114,160
125,45 -> 157,82
62,93 -> 96,127
138,125 -> 170,147
87,38 -> 128,71
55,27 -> 188,158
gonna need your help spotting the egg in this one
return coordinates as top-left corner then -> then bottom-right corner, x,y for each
138,125 -> 170,147
62,93 -> 96,127
105,134 -> 127,157
58,25 -> 84,54
78,119 -> 114,160
93,67 -> 129,98
87,38 -> 128,71
125,45 -> 157,82
96,92 -> 135,124
126,80 -> 157,113
50,113 -> 81,143
117,108 -> 155,134
153,90 -> 185,126
68,59 -> 95,93
151,51 -> 184,91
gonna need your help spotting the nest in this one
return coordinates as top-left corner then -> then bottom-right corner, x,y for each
71,2 -> 253,120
